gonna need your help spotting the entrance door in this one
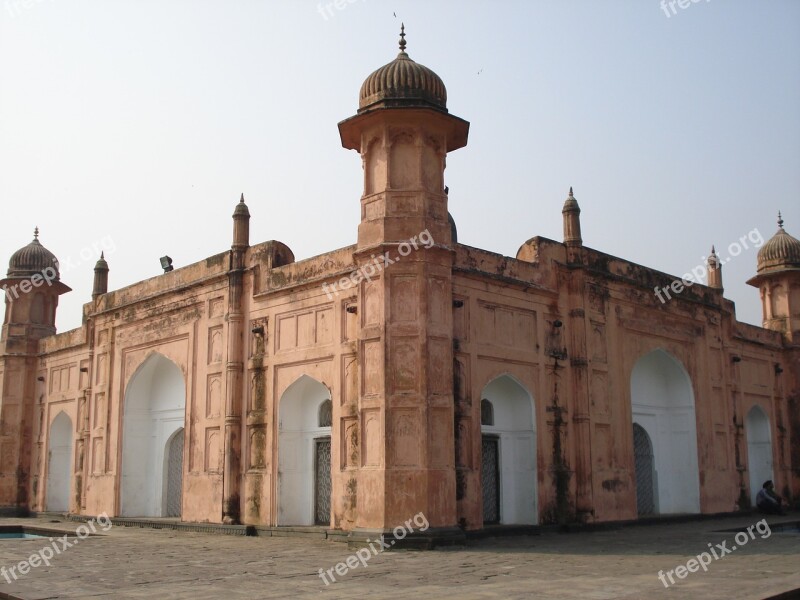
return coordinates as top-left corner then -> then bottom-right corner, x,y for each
482,436 -> 500,524
315,437 -> 331,525
165,429 -> 184,518
633,423 -> 655,516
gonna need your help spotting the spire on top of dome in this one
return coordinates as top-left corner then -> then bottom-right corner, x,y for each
778,211 -> 784,229
399,23 -> 407,54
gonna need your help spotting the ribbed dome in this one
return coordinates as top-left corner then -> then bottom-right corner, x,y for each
757,214 -> 800,273
358,25 -> 447,113
7,228 -> 60,279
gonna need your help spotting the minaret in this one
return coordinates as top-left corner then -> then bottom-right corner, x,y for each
222,193 -> 250,523
92,252 -> 109,299
562,187 -> 582,263
707,246 -> 723,290
0,229 -> 71,510
338,26 -> 469,541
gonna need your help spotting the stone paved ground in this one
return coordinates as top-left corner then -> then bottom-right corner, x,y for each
0,514 -> 797,599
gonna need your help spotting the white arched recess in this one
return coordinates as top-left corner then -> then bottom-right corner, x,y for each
745,405 -> 773,506
121,354 -> 186,517
480,375 -> 537,525
630,349 -> 700,514
277,375 -> 332,526
46,412 -> 73,512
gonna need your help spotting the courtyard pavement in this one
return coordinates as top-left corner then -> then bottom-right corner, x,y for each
0,513 -> 797,599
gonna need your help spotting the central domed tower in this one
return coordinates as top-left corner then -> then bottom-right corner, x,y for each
338,26 -> 469,542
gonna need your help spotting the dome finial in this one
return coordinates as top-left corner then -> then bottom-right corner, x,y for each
240,193 -> 245,203
778,211 -> 784,229
33,226 -> 39,240
399,23 -> 406,53
569,186 -> 574,197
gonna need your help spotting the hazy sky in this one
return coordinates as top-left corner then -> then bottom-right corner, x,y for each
1,0 -> 798,332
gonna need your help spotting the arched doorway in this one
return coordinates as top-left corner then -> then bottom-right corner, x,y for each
46,412 -> 73,512
745,405 -> 773,506
630,349 -> 700,514
121,354 -> 186,517
277,376 -> 331,526
480,375 -> 537,525
633,423 -> 656,516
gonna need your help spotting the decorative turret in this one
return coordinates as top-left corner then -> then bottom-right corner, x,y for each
562,187 -> 583,264
232,193 -> 250,250
223,193 -> 250,523
707,246 -> 723,290
747,213 -> 800,344
562,187 -> 582,246
92,252 -> 109,299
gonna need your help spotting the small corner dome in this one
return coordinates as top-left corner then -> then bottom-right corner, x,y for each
756,214 -> 800,273
358,24 -> 447,113
7,228 -> 60,279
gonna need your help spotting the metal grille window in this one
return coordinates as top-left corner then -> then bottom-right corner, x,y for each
633,424 -> 655,516
166,429 -> 184,518
315,438 -> 331,525
481,436 -> 500,524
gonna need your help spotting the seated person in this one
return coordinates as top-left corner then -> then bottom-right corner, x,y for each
756,480 -> 785,515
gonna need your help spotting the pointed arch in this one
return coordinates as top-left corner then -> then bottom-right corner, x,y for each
745,405 -> 773,506
630,348 -> 700,514
120,353 -> 186,517
46,411 -> 73,512
277,375 -> 332,526
480,374 -> 537,525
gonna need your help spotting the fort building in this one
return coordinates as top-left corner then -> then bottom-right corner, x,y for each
1,29 -> 798,542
